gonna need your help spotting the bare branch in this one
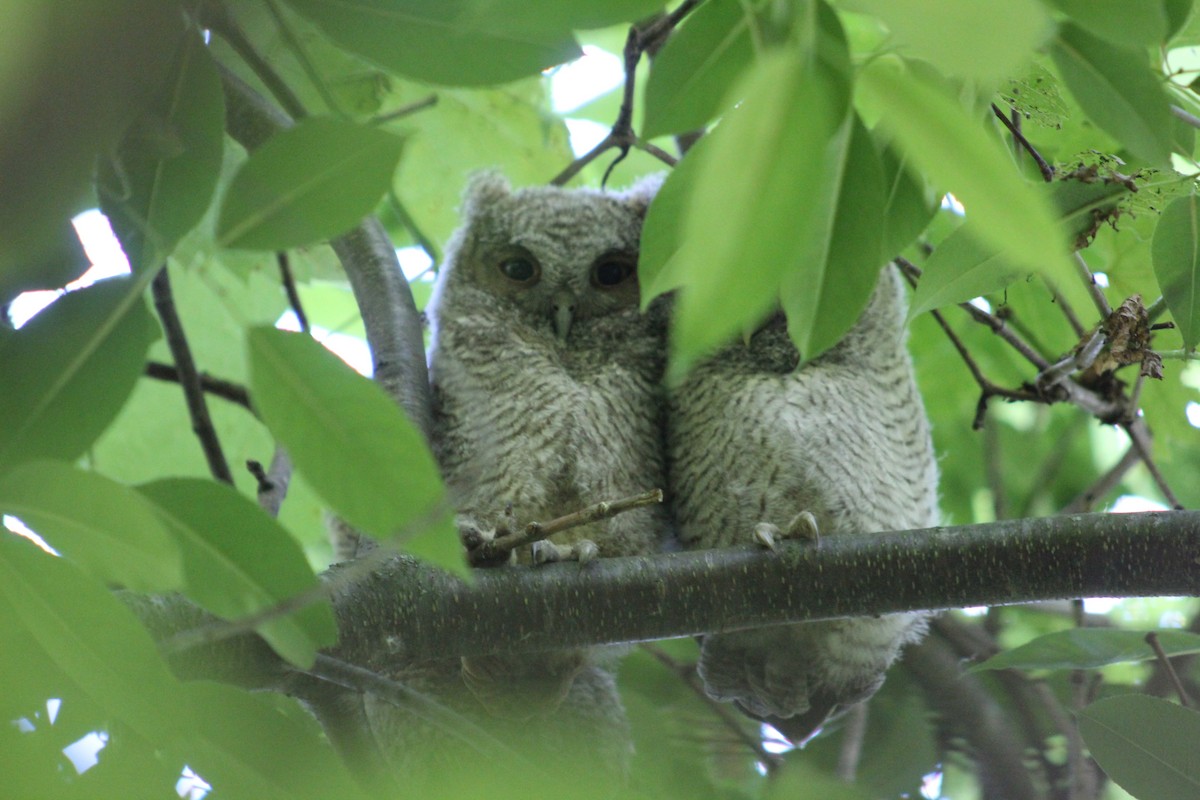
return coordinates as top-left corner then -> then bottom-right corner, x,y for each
144,360 -> 253,411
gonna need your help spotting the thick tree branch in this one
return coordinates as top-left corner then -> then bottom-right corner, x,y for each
127,511 -> 1200,694
218,64 -> 433,443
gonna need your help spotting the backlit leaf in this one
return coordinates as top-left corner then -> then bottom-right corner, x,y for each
1048,0 -> 1168,47
216,117 -> 405,250
0,461 -> 182,592
1152,193 -> 1200,349
0,278 -> 158,473
1078,695 -> 1200,800
139,478 -> 337,668
1050,23 -> 1173,166
968,628 -> 1200,672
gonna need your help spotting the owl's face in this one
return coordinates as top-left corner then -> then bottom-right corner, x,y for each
434,173 -> 660,341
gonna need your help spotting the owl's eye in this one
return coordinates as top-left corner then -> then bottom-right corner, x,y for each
592,257 -> 635,288
498,256 -> 538,283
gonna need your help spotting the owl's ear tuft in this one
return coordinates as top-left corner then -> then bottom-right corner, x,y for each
618,172 -> 665,218
463,170 -> 512,216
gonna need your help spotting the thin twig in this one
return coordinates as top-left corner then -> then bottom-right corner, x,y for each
387,190 -> 442,265
151,269 -> 235,484
1157,348 -> 1200,360
1144,632 -> 1193,708
370,94 -> 439,126
263,0 -> 341,114
1146,296 -> 1169,322
277,252 -> 309,333
144,361 -> 253,411
991,103 -> 1054,182
474,489 -> 664,561
640,643 -> 782,772
1171,103 -> 1200,130
1123,419 -> 1184,509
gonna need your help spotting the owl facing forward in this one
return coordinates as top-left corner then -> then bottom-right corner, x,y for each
668,265 -> 939,743
421,173 -> 667,744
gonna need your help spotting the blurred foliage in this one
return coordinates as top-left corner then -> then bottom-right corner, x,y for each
1,1 -> 1199,798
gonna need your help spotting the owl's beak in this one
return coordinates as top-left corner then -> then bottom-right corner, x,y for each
552,290 -> 576,339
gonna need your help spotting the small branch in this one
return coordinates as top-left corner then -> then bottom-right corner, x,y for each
1060,445 -> 1139,515
387,190 -> 441,265
144,360 -> 253,411
1147,296 -> 1169,323
1036,329 -> 1106,391
1171,103 -> 1200,130
1157,348 -> 1200,360
202,0 -> 308,120
1073,252 -> 1112,318
370,94 -> 438,126
150,268 -> 234,484
263,0 -> 340,115
991,103 -> 1054,182
835,702 -> 869,783
276,252 -> 309,333
1144,632 -> 1193,708
472,489 -> 664,562
1123,419 -> 1184,509
640,643 -> 781,772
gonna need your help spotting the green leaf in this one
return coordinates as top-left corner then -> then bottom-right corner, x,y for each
841,0 -> 1050,82
1050,23 -> 1173,166
139,478 -> 336,667
1078,695 -> 1200,800
1165,0 -> 1195,39
216,117 -> 405,250
1050,174 -> 1137,249
968,628 -> 1200,672
880,143 -> 937,259
246,328 -> 461,572
663,51 -> 850,379
1047,0 -> 1168,46
641,0 -> 758,139
781,113 -> 887,360
523,0 -> 666,30
0,278 -> 159,474
282,0 -> 581,86
909,224 -> 1022,318
858,58 -> 1074,283
97,29 -> 224,271
0,534 -> 184,743
180,683 -> 364,800
639,129 -> 712,301
0,461 -> 182,592
1153,193 -> 1200,350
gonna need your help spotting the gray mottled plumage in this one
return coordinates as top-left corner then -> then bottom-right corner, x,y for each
667,265 -> 939,743
356,173 -> 667,778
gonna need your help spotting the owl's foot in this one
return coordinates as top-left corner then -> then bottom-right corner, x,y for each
753,511 -> 819,550
460,506 -> 520,567
531,538 -> 599,565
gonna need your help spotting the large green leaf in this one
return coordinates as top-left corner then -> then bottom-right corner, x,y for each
858,58 -> 1074,284
969,628 -> 1200,672
0,0 -> 182,290
641,0 -> 759,139
1152,193 -> 1200,350
97,29 -> 224,272
179,683 -> 365,800
909,225 -> 1023,318
0,461 -> 182,592
216,117 -> 405,250
0,534 -> 184,744
781,113 -> 887,360
0,278 -> 159,474
1047,0 -> 1169,47
1078,695 -> 1200,800
139,478 -> 336,668
1050,23 -> 1173,167
282,0 -> 581,86
842,0 -> 1050,82
246,328 -> 460,572
661,39 -> 853,378
879,143 -> 937,259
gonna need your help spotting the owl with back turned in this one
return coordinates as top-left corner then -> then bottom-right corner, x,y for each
415,172 -> 667,762
667,265 -> 939,743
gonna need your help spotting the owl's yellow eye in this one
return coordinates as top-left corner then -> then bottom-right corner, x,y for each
498,256 -> 538,283
592,257 -> 634,288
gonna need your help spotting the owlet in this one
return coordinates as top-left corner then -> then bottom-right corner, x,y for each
667,265 -> 939,743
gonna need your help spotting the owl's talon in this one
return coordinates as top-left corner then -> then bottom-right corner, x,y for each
532,539 -> 598,565
574,540 -> 599,564
786,511 -> 820,543
754,523 -> 780,550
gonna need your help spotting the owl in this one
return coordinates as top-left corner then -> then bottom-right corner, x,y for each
667,265 -> 939,743
354,172 -> 668,776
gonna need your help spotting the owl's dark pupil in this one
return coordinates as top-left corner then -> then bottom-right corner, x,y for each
595,261 -> 629,286
500,257 -> 535,282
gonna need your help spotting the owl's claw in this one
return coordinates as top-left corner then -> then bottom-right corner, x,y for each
532,539 -> 599,565
754,512 -> 820,550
